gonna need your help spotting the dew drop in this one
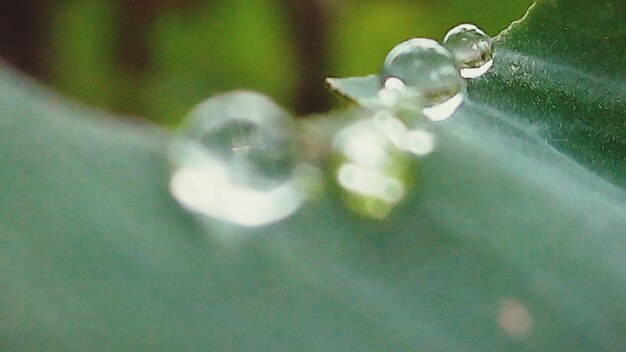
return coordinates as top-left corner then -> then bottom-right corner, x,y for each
443,24 -> 493,79
380,38 -> 465,121
168,92 -> 304,227
331,119 -> 410,219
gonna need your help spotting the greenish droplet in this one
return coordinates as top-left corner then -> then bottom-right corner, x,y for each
443,24 -> 493,78
331,118 -> 411,219
168,91 -> 304,227
380,38 -> 465,121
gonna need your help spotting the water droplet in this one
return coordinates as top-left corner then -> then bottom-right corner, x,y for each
168,92 -> 304,227
380,38 -> 465,121
443,24 -> 493,79
331,119 -> 410,219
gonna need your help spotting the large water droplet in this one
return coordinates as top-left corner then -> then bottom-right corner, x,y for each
168,92 -> 304,227
331,119 -> 410,219
380,38 -> 465,121
443,24 -> 493,79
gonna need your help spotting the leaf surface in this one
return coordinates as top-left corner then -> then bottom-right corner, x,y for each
1,0 -> 626,350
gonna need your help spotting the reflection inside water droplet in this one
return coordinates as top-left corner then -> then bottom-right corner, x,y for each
380,38 -> 465,120
332,119 -> 410,219
168,92 -> 305,227
443,24 -> 493,79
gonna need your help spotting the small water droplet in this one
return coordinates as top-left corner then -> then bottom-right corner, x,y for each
380,38 -> 465,121
443,24 -> 493,79
331,119 -> 410,219
168,92 -> 304,227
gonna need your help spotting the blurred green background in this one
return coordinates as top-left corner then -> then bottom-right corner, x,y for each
0,0 -> 533,125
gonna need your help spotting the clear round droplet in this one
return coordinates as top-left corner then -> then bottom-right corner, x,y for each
168,91 -> 304,227
331,119 -> 410,219
443,24 -> 493,79
380,38 -> 465,121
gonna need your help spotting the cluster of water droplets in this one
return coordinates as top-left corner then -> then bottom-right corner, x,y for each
334,23 -> 492,217
329,109 -> 441,218
168,23 -> 492,225
379,23 -> 493,120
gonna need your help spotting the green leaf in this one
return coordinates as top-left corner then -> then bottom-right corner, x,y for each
329,0 -> 626,188
325,75 -> 381,109
1,0 -> 626,351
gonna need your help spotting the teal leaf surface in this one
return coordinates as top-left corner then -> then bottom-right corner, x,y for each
1,0 -> 626,350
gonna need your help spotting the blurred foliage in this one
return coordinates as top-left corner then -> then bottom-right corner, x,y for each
48,1 -> 118,108
37,0 -> 534,124
144,1 -> 296,124
328,0 -> 532,76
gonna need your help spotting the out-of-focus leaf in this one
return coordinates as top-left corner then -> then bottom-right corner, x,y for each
144,0 -> 297,124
